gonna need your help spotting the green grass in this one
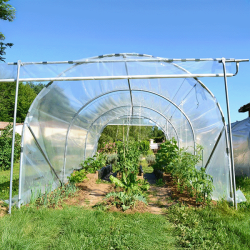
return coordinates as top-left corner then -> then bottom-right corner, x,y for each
0,207 -> 177,250
0,163 -> 19,201
167,201 -> 250,249
166,176 -> 250,249
1,165 -> 250,249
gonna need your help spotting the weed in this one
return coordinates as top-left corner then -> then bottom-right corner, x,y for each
155,178 -> 165,187
84,199 -> 90,205
96,179 -> 109,184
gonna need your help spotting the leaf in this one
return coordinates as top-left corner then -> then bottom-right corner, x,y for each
121,204 -> 130,211
109,175 -> 125,188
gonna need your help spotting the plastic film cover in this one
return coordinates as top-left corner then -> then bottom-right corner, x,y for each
14,53 -> 231,204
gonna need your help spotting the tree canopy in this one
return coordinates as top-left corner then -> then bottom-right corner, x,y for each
98,124 -> 165,149
0,82 -> 37,123
0,0 -> 15,61
26,82 -> 46,95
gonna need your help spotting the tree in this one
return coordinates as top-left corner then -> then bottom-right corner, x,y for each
0,82 -> 37,122
97,124 -> 164,150
0,0 -> 15,62
25,82 -> 46,95
0,123 -> 21,170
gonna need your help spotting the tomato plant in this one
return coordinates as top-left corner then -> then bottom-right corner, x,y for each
153,139 -> 214,204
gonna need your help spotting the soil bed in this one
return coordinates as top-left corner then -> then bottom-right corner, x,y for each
62,172 -> 211,214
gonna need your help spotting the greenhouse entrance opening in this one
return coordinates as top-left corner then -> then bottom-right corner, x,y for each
1,53 -> 249,213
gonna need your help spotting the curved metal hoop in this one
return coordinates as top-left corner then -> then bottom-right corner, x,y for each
83,104 -> 180,160
62,88 -> 196,180
90,114 -> 170,158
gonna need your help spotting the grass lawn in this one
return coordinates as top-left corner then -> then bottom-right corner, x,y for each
166,176 -> 250,249
0,207 -> 177,250
0,163 -> 250,249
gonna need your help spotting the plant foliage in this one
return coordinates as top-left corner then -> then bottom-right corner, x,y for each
0,0 -> 15,61
0,124 -> 21,170
0,82 -> 37,123
80,153 -> 106,174
153,138 -> 214,204
67,169 -> 87,183
106,141 -> 150,210
30,183 -> 78,208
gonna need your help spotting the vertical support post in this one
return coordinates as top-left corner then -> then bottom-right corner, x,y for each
18,120 -> 26,208
221,58 -> 237,209
9,60 -> 21,214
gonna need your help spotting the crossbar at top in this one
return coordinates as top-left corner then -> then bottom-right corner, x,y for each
7,58 -> 249,65
0,73 -> 235,83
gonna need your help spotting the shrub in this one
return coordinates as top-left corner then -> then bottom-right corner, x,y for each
146,154 -> 155,165
98,141 -> 116,154
105,153 -> 118,165
0,124 -> 21,170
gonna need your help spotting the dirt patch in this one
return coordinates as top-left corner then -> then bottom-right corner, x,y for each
62,172 -> 212,214
0,201 -> 8,217
63,173 -> 113,207
147,173 -> 215,211
108,200 -> 151,214
63,173 -> 153,214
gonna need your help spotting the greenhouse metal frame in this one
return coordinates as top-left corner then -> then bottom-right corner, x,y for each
0,53 -> 248,214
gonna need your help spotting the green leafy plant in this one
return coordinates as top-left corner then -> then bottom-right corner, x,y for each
145,154 -> 155,166
139,140 -> 150,155
68,169 -> 87,183
153,138 -> 214,204
106,191 -> 147,211
0,124 -> 21,170
80,153 -> 106,173
96,179 -> 109,184
103,140 -> 150,210
153,138 -> 179,173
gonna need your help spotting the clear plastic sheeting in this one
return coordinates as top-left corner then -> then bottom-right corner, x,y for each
0,63 -> 17,79
231,117 -> 250,177
1,53 -> 233,204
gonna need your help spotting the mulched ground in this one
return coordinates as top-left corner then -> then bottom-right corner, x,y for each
63,172 -> 209,214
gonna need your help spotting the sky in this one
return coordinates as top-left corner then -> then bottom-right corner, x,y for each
1,0 -> 250,123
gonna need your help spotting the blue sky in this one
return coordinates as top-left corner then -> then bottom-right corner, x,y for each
1,0 -> 250,122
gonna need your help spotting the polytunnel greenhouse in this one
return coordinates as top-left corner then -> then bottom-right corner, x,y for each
0,53 -> 248,212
